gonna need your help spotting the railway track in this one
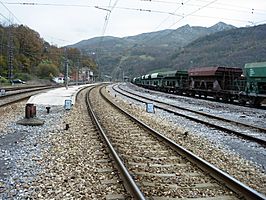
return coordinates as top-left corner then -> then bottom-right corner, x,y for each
75,86 -> 130,199
113,84 -> 266,146
0,86 -> 58,107
0,84 -> 49,92
87,85 -> 265,199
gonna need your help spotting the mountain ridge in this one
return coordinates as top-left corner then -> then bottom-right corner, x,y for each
69,22 -> 235,49
68,22 -> 266,79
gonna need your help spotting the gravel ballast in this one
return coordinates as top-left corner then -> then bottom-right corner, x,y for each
107,83 -> 266,195
0,88 -> 128,199
1,84 -> 265,198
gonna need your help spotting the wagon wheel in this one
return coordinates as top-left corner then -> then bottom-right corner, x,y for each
249,97 -> 261,107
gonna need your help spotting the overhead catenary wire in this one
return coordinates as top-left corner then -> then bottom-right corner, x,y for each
3,1 -> 266,18
95,0 -> 120,80
114,0 -> 219,73
117,0 -> 262,80
0,1 -> 22,24
1,0 -> 265,79
134,0 -> 227,46
3,2 -> 184,17
141,0 -> 266,13
167,0 -> 219,29
153,0 -> 192,32
0,12 -> 10,22
3,1 -> 265,27
1,0 -> 263,46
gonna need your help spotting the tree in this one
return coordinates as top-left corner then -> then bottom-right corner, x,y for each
36,62 -> 59,79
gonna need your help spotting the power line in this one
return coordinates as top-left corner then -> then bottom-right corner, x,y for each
0,12 -> 10,22
111,0 -> 222,78
96,0 -> 120,80
3,2 -> 95,8
141,0 -> 266,13
4,2 -> 184,16
139,0 -> 266,31
153,0 -> 191,32
0,1 -> 22,24
4,1 -> 266,15
168,0 -> 219,29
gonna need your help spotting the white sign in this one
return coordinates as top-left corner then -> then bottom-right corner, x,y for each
64,99 -> 72,110
146,103 -> 154,113
0,89 -> 5,96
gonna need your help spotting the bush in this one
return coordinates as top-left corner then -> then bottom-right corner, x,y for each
0,76 -> 8,84
36,63 -> 60,79
15,72 -> 33,81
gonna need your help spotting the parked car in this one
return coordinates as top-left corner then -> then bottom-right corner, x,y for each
11,79 -> 26,84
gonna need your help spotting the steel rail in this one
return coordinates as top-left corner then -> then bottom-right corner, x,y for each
0,87 -> 59,108
102,85 -> 266,200
0,86 -> 57,99
86,86 -> 146,200
0,84 -> 49,92
118,84 -> 266,133
113,84 -> 266,146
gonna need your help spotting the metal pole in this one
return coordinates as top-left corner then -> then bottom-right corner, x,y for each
8,26 -> 13,83
64,48 -> 68,90
76,59 -> 79,85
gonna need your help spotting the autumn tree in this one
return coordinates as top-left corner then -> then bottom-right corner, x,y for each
13,25 -> 44,73
36,61 -> 59,79
0,24 -> 97,81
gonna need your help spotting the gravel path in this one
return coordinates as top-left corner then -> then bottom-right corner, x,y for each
0,101 -> 66,198
0,87 -> 128,199
107,83 -> 266,196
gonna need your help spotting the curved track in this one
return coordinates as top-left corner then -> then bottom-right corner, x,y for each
0,86 -> 58,107
87,85 -> 265,199
113,84 -> 266,146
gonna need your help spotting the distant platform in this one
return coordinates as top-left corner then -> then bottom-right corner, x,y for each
27,84 -> 92,106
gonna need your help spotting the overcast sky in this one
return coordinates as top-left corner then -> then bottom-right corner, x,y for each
1,0 -> 266,46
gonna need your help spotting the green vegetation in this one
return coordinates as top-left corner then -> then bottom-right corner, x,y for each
0,24 -> 97,83
1,22 -> 265,82
36,62 -> 59,79
171,24 -> 266,70
70,22 -> 266,80
0,76 -> 8,84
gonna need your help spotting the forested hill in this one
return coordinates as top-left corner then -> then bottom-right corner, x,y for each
69,22 -> 236,79
171,24 -> 266,70
0,24 -> 95,82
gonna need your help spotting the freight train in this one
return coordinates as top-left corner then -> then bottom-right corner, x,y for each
132,62 -> 266,107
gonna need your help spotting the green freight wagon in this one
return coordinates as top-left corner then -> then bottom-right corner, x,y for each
160,70 -> 188,93
245,62 -> 266,94
240,62 -> 266,106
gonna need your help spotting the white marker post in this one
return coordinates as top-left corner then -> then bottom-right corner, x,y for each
64,99 -> 72,110
146,103 -> 154,113
0,89 -> 5,96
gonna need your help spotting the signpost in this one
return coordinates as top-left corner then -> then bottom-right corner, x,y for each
146,103 -> 154,113
0,89 -> 5,96
64,99 -> 72,110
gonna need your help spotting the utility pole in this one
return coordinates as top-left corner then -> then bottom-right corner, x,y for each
64,48 -> 68,90
8,26 -> 13,83
76,59 -> 79,85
